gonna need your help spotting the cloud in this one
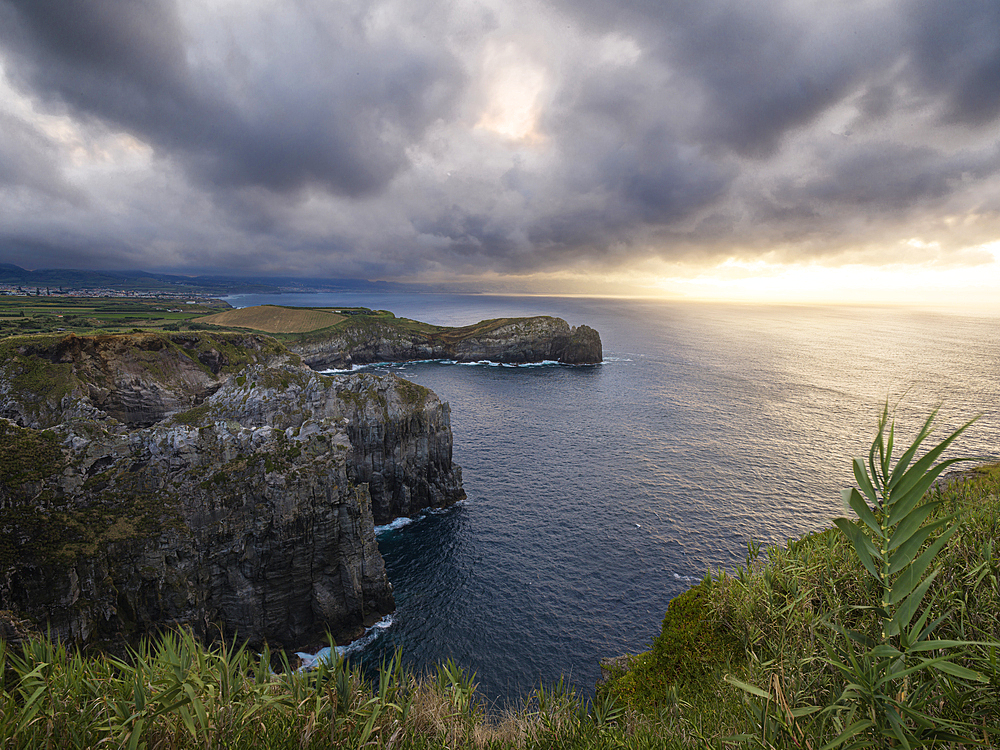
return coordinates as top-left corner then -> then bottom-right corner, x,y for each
0,110 -> 80,200
0,0 -> 998,284
906,0 -> 1000,126
0,0 -> 464,197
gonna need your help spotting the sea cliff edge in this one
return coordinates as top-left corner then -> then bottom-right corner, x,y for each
0,331 -> 464,651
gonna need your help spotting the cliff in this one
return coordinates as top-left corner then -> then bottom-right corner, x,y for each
282,313 -> 603,370
0,332 -> 464,650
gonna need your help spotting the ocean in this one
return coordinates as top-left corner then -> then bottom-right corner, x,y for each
225,293 -> 1000,707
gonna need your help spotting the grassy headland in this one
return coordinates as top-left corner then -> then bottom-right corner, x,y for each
194,304 -> 347,332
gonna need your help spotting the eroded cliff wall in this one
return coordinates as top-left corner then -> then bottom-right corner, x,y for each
0,332 -> 465,649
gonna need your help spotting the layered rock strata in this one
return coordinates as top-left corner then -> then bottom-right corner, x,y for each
0,332 -> 464,649
288,315 -> 603,370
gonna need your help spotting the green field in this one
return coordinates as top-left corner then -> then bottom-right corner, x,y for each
0,296 -> 231,337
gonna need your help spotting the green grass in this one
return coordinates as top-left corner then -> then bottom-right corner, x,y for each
0,297 -> 230,336
0,630 -> 680,750
0,420 -> 64,486
276,309 -> 559,349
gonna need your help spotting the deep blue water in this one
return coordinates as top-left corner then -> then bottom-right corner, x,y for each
227,293 -> 1000,707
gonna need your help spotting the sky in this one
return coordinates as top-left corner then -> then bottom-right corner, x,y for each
0,0 -> 999,305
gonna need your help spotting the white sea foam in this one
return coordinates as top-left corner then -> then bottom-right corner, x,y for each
375,516 -> 415,535
324,358 -> 585,372
375,500 -> 464,537
454,359 -> 563,368
672,573 -> 699,582
427,499 -> 464,514
319,364 -> 372,374
512,360 -> 561,367
296,614 -> 395,670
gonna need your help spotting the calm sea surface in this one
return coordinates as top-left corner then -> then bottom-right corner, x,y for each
226,293 -> 1000,706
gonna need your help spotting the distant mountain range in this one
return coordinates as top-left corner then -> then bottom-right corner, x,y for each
0,264 -> 448,295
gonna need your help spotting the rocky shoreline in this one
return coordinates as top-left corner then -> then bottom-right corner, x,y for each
287,314 -> 603,369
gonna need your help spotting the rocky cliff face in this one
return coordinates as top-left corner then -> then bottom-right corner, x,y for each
288,315 -> 603,370
0,332 -> 464,650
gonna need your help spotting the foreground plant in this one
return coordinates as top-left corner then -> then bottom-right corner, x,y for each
728,405 -> 999,747
821,404 -> 995,747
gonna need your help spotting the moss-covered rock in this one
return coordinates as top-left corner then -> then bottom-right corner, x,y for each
599,581 -> 742,710
0,420 -> 64,486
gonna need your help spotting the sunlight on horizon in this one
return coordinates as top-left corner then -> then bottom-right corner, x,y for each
641,242 -> 1000,311
479,241 -> 1000,313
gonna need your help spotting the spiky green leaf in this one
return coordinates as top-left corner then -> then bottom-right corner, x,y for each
889,458 -> 969,525
907,639 -> 968,652
852,458 -> 879,507
889,524 -> 958,605
723,674 -> 770,699
833,518 -> 882,581
818,719 -> 875,750
889,572 -> 938,637
889,415 -> 977,514
886,408 -> 939,490
913,609 -> 948,644
844,487 -> 882,538
934,660 -> 987,682
887,502 -> 937,552
888,517 -> 951,575
869,644 -> 902,658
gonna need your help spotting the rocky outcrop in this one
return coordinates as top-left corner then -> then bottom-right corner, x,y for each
0,332 -> 465,650
288,315 -> 603,370
336,375 -> 465,524
0,331 -> 287,429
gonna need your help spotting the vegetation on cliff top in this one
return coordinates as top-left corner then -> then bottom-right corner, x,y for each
0,296 -> 228,337
602,412 -> 1000,746
193,304 -> 347,333
196,304 -> 579,350
0,330 -> 287,406
2,300 -> 602,370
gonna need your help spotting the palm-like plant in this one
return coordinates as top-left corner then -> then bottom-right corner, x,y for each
825,404 -> 989,747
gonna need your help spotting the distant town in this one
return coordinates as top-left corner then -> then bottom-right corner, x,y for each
0,285 -> 218,301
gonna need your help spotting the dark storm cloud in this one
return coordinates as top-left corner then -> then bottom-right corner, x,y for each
0,0 -> 998,280
907,0 -> 1000,126
0,233 -> 144,271
543,0 -> 896,157
775,142 -> 1000,212
0,0 -> 464,197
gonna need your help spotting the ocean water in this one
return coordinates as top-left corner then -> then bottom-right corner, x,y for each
226,293 -> 1000,706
